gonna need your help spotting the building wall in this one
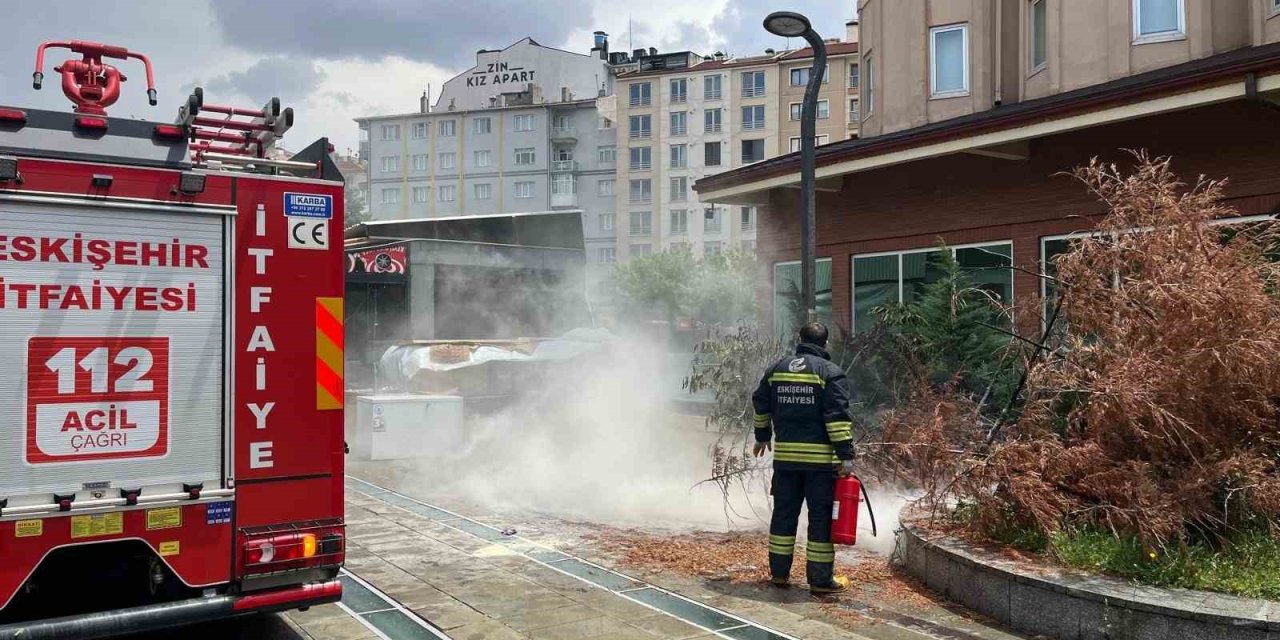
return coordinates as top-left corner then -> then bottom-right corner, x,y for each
756,100 -> 1280,332
435,38 -> 611,111
775,52 -> 861,151
856,0 -> 1280,138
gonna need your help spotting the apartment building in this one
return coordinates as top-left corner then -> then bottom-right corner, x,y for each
355,36 -> 629,299
698,0 -> 1280,337
611,27 -> 861,264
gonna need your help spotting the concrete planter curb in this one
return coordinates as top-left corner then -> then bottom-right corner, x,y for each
897,519 -> 1280,640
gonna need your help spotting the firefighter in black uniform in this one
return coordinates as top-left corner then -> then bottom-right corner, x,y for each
751,322 -> 854,595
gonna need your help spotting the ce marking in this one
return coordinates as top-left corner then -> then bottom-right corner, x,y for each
287,216 -> 329,250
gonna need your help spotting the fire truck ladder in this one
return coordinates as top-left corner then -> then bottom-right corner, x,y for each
176,87 -> 315,173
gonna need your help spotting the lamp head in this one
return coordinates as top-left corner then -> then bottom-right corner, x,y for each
764,11 -> 812,38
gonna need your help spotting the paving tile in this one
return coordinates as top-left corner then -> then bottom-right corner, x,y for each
553,558 -> 643,590
284,602 -> 353,625
628,613 -> 713,639
500,604 -> 606,632
568,589 -> 666,621
364,610 -> 450,640
293,615 -> 380,640
625,588 -> 741,631
525,615 -> 646,640
410,599 -> 491,631
446,619 -> 532,640
339,575 -> 394,614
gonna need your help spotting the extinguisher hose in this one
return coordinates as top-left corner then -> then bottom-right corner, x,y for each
860,479 -> 878,537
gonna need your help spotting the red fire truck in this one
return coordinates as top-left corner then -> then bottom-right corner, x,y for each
0,41 -> 345,637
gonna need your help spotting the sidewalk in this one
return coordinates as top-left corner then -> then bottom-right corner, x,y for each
285,472 -> 1031,640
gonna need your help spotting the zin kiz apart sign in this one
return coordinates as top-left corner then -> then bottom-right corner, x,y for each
465,60 -> 536,88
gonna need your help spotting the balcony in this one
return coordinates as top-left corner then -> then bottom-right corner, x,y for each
551,160 -> 579,173
741,87 -> 765,99
551,125 -> 578,142
551,193 -> 578,209
628,129 -> 652,140
742,121 -> 765,131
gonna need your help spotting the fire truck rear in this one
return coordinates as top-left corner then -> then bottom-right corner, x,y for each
0,41 -> 346,638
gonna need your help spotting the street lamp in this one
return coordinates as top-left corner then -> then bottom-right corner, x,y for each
764,11 -> 825,324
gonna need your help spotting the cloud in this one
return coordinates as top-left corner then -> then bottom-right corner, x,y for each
204,57 -> 328,104
707,0 -> 853,57
207,0 -> 596,68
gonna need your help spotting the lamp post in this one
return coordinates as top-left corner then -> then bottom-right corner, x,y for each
764,11 -> 825,324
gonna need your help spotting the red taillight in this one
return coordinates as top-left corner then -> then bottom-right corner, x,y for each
75,116 -> 108,130
241,526 -> 343,575
154,124 -> 186,139
0,108 -> 26,124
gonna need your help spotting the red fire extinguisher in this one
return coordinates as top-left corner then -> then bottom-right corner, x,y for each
832,474 -> 877,545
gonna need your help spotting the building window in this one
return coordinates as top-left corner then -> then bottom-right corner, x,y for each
773,258 -> 833,339
381,124 -> 401,140
472,117 -> 492,135
380,188 -> 399,205
704,109 -> 722,133
1031,0 -> 1048,70
439,120 -> 456,137
741,239 -> 757,251
411,154 -> 428,171
380,156 -> 399,173
670,111 -> 687,137
704,207 -> 722,234
849,97 -> 860,120
514,114 -> 535,132
439,184 -> 457,202
514,147 -> 536,165
741,71 -> 766,98
741,139 -> 765,163
741,206 -> 755,230
704,74 -> 723,100
599,117 -> 614,130
742,105 -> 765,131
439,152 -> 456,170
670,209 -> 688,235
848,63 -> 860,89
630,211 -> 652,235
704,241 -> 723,257
412,186 -> 429,203
851,242 -> 1013,333
631,243 -> 653,257
474,150 -> 491,168
789,65 -> 829,86
789,103 -> 802,121
552,174 -> 576,197
1133,0 -> 1185,42
629,147 -> 652,171
817,100 -> 830,119
705,141 -> 722,167
670,144 -> 687,169
599,212 -> 614,231
474,183 -> 492,200
670,177 -> 688,202
599,247 -> 617,263
629,82 -> 652,107
598,145 -> 617,164
930,24 -> 969,97
411,122 -> 427,139
629,114 -> 652,139
514,181 -> 535,198
597,179 -> 615,197
670,78 -> 688,103
864,55 -> 874,118
629,179 -> 652,203
789,135 -> 831,153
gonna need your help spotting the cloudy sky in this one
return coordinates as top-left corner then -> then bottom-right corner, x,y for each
0,1 -> 854,155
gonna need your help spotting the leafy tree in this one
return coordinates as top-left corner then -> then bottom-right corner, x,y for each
874,248 -> 1018,413
611,249 -> 758,327
345,188 -> 369,227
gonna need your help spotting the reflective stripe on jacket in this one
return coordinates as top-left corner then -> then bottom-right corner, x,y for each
751,343 -> 855,469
